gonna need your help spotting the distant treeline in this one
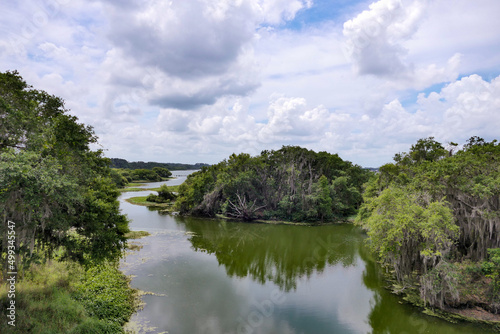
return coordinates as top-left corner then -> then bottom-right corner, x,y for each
110,158 -> 210,171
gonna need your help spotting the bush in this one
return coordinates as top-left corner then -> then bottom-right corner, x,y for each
152,167 -> 172,178
146,193 -> 160,202
158,184 -> 176,201
146,185 -> 176,203
72,264 -> 136,326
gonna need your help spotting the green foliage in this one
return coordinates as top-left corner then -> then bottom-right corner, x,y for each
482,248 -> 500,299
175,146 -> 371,222
72,264 -> 136,327
109,169 -> 129,188
0,261 -> 134,333
131,168 -> 162,182
146,193 -> 160,202
158,184 -> 175,199
363,186 -> 458,282
152,167 -> 172,178
147,184 -> 177,203
0,70 -> 129,273
357,136 -> 500,310
69,318 -> 123,334
420,261 -> 461,309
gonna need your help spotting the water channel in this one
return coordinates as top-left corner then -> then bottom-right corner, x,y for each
119,171 -> 496,334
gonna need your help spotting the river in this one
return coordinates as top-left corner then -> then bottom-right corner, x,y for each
119,171 -> 496,334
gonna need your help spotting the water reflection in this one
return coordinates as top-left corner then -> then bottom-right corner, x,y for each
176,217 -> 363,291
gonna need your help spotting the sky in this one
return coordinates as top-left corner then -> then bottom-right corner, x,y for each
1,0 -> 500,167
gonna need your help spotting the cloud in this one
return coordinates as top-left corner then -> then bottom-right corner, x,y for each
342,0 -> 425,77
99,0 -> 312,109
422,74 -> 500,142
257,96 -> 335,143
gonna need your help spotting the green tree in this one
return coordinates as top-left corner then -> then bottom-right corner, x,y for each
409,137 -> 447,163
357,136 -> 500,311
152,167 -> 172,178
0,71 -> 129,273
315,175 -> 333,221
363,186 -> 458,282
131,168 -> 162,181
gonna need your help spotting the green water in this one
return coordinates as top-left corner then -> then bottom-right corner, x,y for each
120,175 -> 497,334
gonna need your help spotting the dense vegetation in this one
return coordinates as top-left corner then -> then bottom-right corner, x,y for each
0,70 -> 129,271
357,137 -> 500,315
176,146 -> 371,222
110,167 -> 172,187
0,71 -> 136,332
110,158 -> 208,171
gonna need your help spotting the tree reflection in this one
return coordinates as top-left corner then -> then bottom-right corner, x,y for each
175,216 -> 363,291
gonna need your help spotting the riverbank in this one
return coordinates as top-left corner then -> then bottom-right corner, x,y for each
0,233 -> 150,333
0,261 -> 137,333
381,261 -> 500,331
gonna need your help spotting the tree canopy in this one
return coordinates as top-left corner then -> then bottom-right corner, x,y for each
175,146 -> 371,222
357,136 -> 500,311
0,70 -> 129,274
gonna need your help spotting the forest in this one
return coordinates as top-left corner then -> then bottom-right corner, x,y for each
356,137 -> 500,316
175,146 -> 371,222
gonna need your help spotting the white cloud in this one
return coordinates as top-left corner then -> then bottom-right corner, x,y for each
423,74 -> 500,142
343,0 -> 426,77
342,0 -> 464,90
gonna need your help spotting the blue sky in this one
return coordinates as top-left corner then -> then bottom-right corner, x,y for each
1,0 -> 500,167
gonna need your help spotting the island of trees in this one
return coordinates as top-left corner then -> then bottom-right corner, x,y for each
175,146 -> 371,222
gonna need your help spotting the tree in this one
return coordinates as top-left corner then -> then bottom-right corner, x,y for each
0,71 -> 129,273
409,137 -> 447,163
152,167 -> 172,178
363,186 -> 458,283
131,168 -> 162,181
315,175 -> 333,222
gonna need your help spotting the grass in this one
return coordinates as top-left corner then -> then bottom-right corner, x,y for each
125,182 -> 147,187
125,231 -> 150,239
125,196 -> 173,208
0,260 -> 138,333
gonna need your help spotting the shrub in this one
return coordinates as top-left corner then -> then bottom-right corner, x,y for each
72,264 -> 136,326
